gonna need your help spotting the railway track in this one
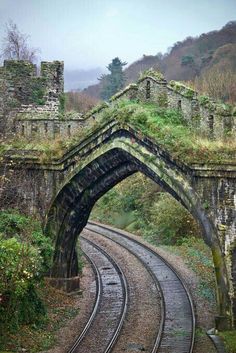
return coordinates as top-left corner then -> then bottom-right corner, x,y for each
67,237 -> 128,353
82,227 -> 163,353
85,221 -> 196,353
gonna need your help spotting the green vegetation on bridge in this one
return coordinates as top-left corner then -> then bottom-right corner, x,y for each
1,99 -> 236,165
1,100 -> 236,350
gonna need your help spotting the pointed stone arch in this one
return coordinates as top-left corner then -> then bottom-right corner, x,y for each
45,124 -> 233,328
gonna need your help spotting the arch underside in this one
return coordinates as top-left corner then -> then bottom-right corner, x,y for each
45,128 -> 232,323
48,147 -> 195,277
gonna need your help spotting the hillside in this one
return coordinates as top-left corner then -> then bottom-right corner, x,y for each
64,67 -> 104,91
84,21 -> 236,99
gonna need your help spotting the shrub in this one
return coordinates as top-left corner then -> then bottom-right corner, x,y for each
148,193 -> 201,245
0,236 -> 42,293
0,210 -> 53,270
0,235 -> 45,327
0,210 -> 53,330
0,211 -> 29,237
91,174 -> 201,246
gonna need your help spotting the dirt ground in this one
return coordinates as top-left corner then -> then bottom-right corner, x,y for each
40,228 -> 217,353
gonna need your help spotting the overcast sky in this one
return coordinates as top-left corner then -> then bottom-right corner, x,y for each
0,0 -> 235,71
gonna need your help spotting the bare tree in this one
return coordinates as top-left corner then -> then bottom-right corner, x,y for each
193,65 -> 236,103
65,91 -> 100,113
1,20 -> 39,63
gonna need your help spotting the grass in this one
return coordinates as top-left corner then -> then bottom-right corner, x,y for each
0,282 -> 81,353
219,331 -> 236,353
160,238 -> 216,303
1,99 -> 236,164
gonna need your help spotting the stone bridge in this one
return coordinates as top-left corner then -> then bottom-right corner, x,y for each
2,119 -> 236,329
0,63 -> 236,329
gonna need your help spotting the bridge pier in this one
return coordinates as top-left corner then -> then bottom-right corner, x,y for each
45,276 -> 80,293
1,124 -> 236,329
192,170 -> 236,329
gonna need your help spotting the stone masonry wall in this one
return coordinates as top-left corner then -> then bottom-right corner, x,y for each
1,128 -> 236,326
192,173 -> 236,323
0,60 -> 64,135
0,60 -> 92,139
0,60 -> 63,113
109,74 -> 236,140
14,118 -> 88,139
1,64 -> 235,142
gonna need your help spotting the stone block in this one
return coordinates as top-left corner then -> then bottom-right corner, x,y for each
45,276 -> 80,293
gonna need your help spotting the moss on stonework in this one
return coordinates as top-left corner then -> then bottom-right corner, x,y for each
1,100 -> 236,165
109,84 -> 138,102
16,112 -> 53,120
199,95 -> 235,115
199,95 -> 211,106
157,92 -> 168,108
215,103 -> 232,116
84,101 -> 109,119
62,111 -> 84,120
29,77 -> 47,106
139,68 -> 165,81
168,80 -> 196,99
4,60 -> 35,77
8,97 -> 20,109
59,94 -> 65,113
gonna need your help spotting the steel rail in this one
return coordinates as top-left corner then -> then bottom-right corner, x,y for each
84,224 -> 165,353
86,221 -> 195,353
67,251 -> 102,353
68,236 -> 128,353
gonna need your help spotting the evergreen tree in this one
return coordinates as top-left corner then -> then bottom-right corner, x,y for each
100,57 -> 127,100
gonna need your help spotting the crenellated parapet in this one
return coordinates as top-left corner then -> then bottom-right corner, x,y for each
0,60 -> 63,108
0,60 -> 89,138
1,65 -> 236,328
0,60 -> 66,135
1,64 -> 236,141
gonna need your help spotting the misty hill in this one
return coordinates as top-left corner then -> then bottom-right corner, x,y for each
64,67 -> 104,91
84,21 -> 236,99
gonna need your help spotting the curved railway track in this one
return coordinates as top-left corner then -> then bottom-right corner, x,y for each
85,221 -> 196,353
67,237 -> 128,353
83,227 -> 164,353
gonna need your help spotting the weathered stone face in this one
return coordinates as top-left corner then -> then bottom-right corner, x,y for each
233,246 -> 236,324
2,121 -> 235,328
0,60 -> 65,136
1,64 -> 235,141
129,77 -> 236,140
1,60 -> 64,106
44,124 -> 235,328
0,60 -> 90,139
1,66 -> 236,328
